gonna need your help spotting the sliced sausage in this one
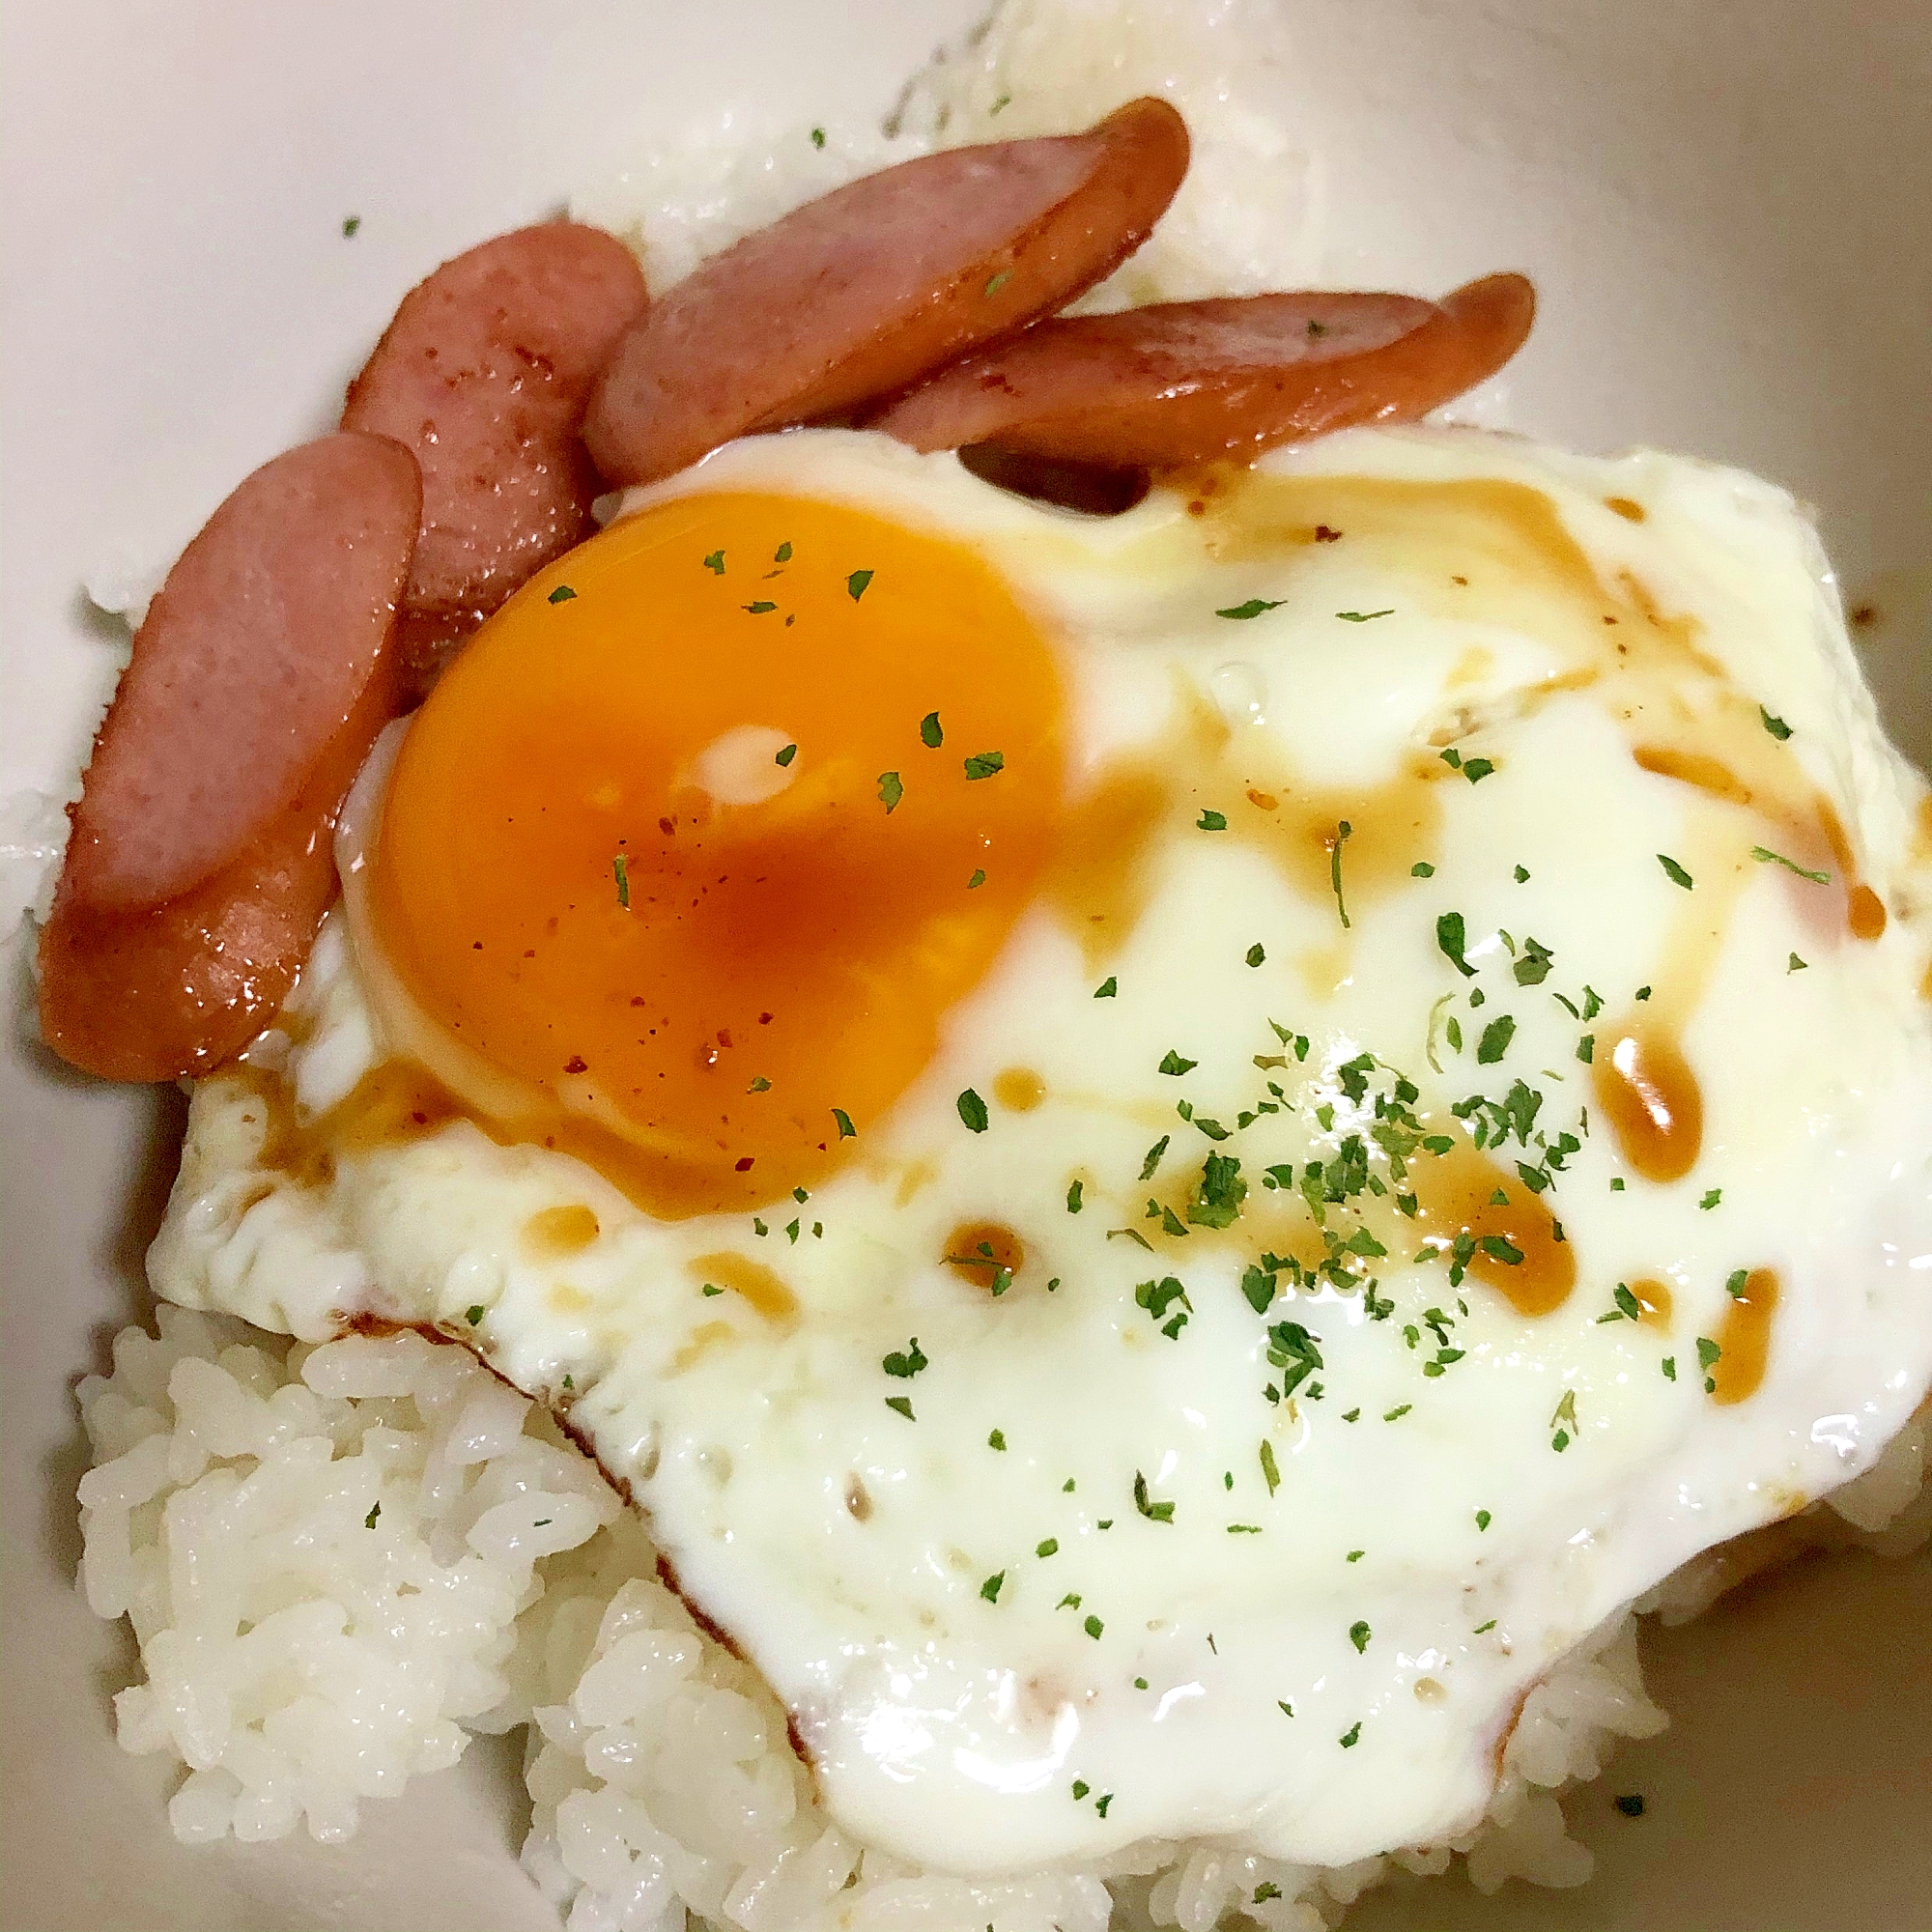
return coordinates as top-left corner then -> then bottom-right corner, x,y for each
582,97 -> 1190,487
39,432 -> 418,1080
58,434 -> 418,914
342,221 -> 649,691
38,665 -> 396,1082
870,271 -> 1538,466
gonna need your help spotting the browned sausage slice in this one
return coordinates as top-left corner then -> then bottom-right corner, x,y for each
38,666 -> 396,1081
582,98 -> 1191,487
869,272 -> 1537,466
59,434 -> 418,915
40,432 -> 417,1080
342,221 -> 649,690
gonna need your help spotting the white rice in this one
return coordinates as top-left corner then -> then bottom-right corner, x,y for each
76,1308 -> 619,1847
75,1306 -> 1927,1929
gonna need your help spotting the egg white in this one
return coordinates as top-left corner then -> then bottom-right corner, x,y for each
150,424 -> 1932,1874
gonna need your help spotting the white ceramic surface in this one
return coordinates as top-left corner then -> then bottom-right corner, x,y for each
2,3 -> 1926,1929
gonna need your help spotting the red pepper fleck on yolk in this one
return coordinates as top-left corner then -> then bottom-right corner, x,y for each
371,490 -> 1066,1218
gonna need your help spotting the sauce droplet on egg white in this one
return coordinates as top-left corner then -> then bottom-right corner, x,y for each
993,1066 -> 1047,1112
943,1221 -> 1026,1292
1710,1268 -> 1779,1404
688,1251 -> 798,1321
1595,1024 -> 1703,1185
523,1203 -> 601,1256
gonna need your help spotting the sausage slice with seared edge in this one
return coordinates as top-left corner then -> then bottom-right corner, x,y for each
39,432 -> 419,1081
870,272 -> 1537,466
342,221 -> 648,691
583,97 -> 1191,487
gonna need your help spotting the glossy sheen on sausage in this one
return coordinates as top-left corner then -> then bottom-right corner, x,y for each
39,432 -> 418,1081
60,434 -> 420,913
582,97 -> 1190,487
342,222 -> 649,690
38,667 -> 397,1082
870,272 -> 1538,465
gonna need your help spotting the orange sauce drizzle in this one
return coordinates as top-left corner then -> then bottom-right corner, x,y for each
944,1221 -> 1026,1292
1710,1268 -> 1779,1405
1594,1024 -> 1704,1184
1132,1130 -> 1576,1319
247,1056 -> 738,1220
1847,885 -> 1888,941
523,1204 -> 601,1257
1629,1276 -> 1674,1327
1410,1140 -> 1577,1316
993,1067 -> 1047,1112
688,1251 -> 797,1322
1048,679 -> 1445,966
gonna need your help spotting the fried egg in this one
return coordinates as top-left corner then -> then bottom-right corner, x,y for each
152,424 -> 1932,1873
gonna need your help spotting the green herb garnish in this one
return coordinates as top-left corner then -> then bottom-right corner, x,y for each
1436,910 -> 1477,977
1330,819 -> 1352,928
882,1339 -> 927,1380
1476,1014 -> 1516,1064
1751,845 -> 1830,884
1187,1152 -> 1246,1229
1133,1470 -> 1176,1522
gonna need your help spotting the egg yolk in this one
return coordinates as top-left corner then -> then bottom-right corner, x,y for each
371,490 -> 1066,1217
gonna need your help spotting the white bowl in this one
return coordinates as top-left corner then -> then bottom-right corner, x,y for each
2,2 -> 1926,1927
